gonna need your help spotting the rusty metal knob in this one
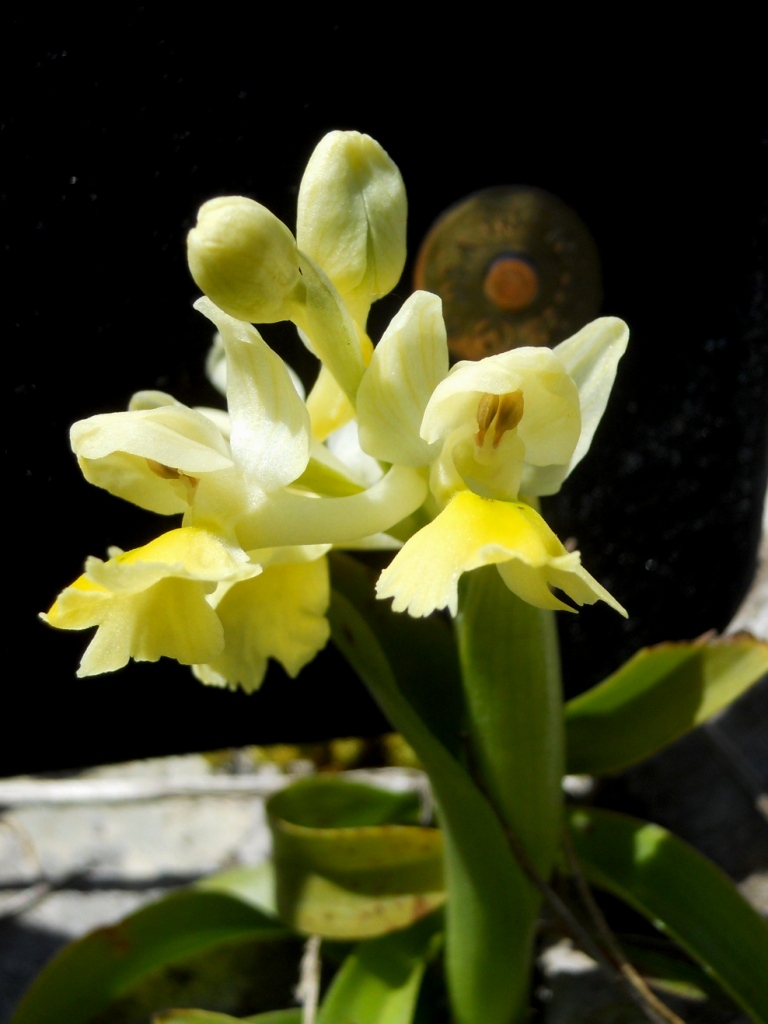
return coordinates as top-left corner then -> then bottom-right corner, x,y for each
414,186 -> 602,359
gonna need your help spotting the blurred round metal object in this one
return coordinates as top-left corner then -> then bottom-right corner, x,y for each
414,186 -> 602,360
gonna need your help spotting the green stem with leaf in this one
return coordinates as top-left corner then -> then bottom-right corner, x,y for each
330,554 -> 564,1023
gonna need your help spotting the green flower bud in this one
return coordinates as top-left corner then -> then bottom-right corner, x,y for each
187,196 -> 301,323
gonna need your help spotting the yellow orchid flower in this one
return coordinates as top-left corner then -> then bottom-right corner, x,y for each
49,281 -> 428,688
51,284 -> 426,688
356,292 -> 629,617
42,527 -> 333,690
68,305 -> 310,546
48,127 -> 627,690
69,297 -> 424,552
41,528 -> 259,677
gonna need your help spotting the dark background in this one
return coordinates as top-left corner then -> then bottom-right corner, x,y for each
6,16 -> 766,775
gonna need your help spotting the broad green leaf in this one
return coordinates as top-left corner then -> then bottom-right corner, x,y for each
317,914 -> 442,1024
11,891 -> 299,1024
618,939 -> 722,1001
330,552 -> 466,761
567,807 -> 768,1023
241,1013 -> 302,1024
457,567 -> 563,873
453,568 -> 563,1023
268,773 -> 425,828
154,1012 -> 301,1024
565,632 -> 768,775
197,861 -> 277,916
454,569 -> 562,1023
242,1015 -> 302,1024
329,553 -> 537,1024
267,776 -> 444,939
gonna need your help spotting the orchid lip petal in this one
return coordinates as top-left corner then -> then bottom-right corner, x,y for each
376,491 -> 626,619
41,528 -> 262,677
193,556 -> 330,693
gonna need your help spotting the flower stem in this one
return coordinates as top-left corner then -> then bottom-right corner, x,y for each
454,566 -> 565,1021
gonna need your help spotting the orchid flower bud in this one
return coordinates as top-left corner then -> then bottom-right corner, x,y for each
297,131 -> 406,324
187,196 -> 301,323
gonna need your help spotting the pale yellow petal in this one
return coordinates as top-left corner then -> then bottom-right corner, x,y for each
77,577 -> 226,676
40,528 -> 258,677
357,292 -> 448,466
195,298 -> 311,496
247,544 -> 332,567
495,557 -> 579,612
127,390 -> 179,411
294,447 -> 367,498
98,527 -> 250,582
42,575 -> 111,631
72,404 -> 233,515
323,421 -> 383,488
196,558 -> 330,692
548,562 -> 627,617
521,318 -> 629,495
553,317 -> 629,472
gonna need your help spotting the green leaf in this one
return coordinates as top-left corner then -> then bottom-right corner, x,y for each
329,553 -> 536,1024
567,807 -> 768,1023
241,1014 -> 302,1024
457,566 -> 563,872
196,861 -> 277,916
267,776 -> 444,939
454,569 -> 562,1024
317,914 -> 442,1024
329,552 -> 466,761
11,891 -> 299,1024
268,774 -> 425,828
565,632 -> 768,775
617,939 -> 722,1001
240,1013 -> 302,1024
154,1012 -> 302,1024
